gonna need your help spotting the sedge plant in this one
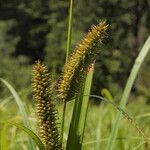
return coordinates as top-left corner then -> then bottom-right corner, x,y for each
1,1 -> 150,149
14,21 -> 150,150
31,21 -> 108,150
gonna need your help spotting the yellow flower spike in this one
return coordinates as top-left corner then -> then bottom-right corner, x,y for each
58,21 -> 108,102
33,61 -> 61,150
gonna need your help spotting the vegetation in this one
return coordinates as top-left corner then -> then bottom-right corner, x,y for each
0,0 -> 150,150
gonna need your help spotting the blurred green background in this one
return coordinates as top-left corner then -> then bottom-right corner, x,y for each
0,0 -> 150,101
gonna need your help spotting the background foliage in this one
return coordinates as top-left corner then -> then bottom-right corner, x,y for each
0,0 -> 150,100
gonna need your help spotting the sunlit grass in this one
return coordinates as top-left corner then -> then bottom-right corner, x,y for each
58,97 -> 150,150
0,87 -> 150,149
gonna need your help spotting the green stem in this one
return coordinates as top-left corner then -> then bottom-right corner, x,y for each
60,102 -> 67,147
66,0 -> 73,62
106,35 -> 150,150
61,0 -> 73,146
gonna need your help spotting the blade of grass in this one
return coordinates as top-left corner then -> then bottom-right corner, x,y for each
0,88 -> 30,112
89,94 -> 148,141
7,122 -> 45,150
96,106 -> 102,150
66,64 -> 94,150
0,78 -> 35,150
0,78 -> 30,127
77,64 -> 95,144
106,35 -> 150,150
135,113 -> 150,118
132,141 -> 146,150
101,88 -> 115,120
83,137 -> 150,146
1,124 -> 8,150
61,0 -> 73,146
101,88 -> 113,101
66,0 -> 73,62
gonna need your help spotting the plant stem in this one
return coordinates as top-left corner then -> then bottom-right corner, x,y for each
106,35 -> 150,150
61,0 -> 73,147
66,0 -> 73,62
60,102 -> 67,147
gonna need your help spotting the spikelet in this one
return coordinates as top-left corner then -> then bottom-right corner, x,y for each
58,21 -> 108,102
32,61 -> 61,150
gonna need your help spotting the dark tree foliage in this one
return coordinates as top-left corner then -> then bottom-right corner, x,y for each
72,0 -> 150,97
0,0 -> 150,100
0,0 -> 51,62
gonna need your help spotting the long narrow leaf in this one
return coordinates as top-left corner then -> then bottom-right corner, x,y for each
132,142 -> 146,150
0,78 -> 29,127
0,78 -> 35,149
77,65 -> 95,144
89,94 -> 148,141
66,0 -> 73,62
7,122 -> 45,150
106,35 -> 150,150
61,0 -> 73,146
1,124 -> 8,150
66,64 -> 94,150
83,137 -> 150,146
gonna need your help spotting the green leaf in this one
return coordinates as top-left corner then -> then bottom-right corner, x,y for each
89,94 -> 148,141
7,122 -> 45,150
101,88 -> 113,101
61,0 -> 73,146
132,142 -> 146,150
0,78 -> 29,127
0,78 -> 35,149
106,35 -> 150,150
66,64 -> 94,150
1,124 -> 8,150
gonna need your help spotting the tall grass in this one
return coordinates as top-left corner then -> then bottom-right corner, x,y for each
1,124 -> 8,150
66,64 -> 94,150
61,0 -> 73,146
107,36 -> 150,150
7,122 -> 45,150
0,1 -> 150,150
0,78 -> 35,150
